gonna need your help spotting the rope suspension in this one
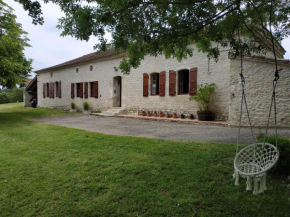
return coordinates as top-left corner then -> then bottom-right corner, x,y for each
233,0 -> 281,195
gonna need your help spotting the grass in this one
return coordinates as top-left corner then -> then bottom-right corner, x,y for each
0,103 -> 289,217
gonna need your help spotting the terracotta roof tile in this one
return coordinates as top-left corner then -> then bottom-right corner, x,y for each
35,48 -> 122,73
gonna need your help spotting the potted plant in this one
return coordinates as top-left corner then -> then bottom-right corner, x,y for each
189,114 -> 194,120
82,102 -> 91,114
153,111 -> 157,117
159,111 -> 164,118
147,111 -> 151,117
70,102 -> 77,112
189,83 -> 216,121
142,110 -> 146,116
173,112 -> 178,118
181,113 -> 185,119
166,112 -> 170,118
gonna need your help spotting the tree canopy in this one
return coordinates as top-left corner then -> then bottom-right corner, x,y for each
0,0 -> 32,88
15,0 -> 290,74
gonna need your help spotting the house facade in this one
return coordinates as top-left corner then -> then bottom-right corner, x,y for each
34,45 -> 290,127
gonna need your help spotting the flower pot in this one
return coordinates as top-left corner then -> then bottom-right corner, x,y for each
181,114 -> 185,119
173,113 -> 178,118
147,111 -> 151,117
189,114 -> 194,120
166,112 -> 170,118
197,111 -> 214,121
159,111 -> 164,118
153,111 -> 157,117
142,111 -> 146,116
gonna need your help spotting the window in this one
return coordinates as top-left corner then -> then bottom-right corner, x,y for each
76,83 -> 83,98
90,65 -> 93,71
178,70 -> 189,94
46,83 -> 49,97
151,73 -> 159,95
90,82 -> 94,97
55,81 -> 59,97
76,68 -> 79,73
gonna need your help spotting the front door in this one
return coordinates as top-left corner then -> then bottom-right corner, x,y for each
113,76 -> 122,107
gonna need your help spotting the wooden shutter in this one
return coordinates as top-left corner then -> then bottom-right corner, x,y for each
189,67 -> 197,96
169,70 -> 176,96
43,83 -> 46,98
71,83 -> 75,99
55,82 -> 58,97
93,81 -> 98,98
59,81 -> 61,98
159,71 -> 166,97
143,73 -> 149,97
49,83 -> 52,98
80,83 -> 83,98
51,82 -> 54,98
84,82 -> 88,98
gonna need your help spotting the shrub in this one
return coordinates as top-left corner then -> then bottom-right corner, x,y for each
189,83 -> 216,111
71,102 -> 76,110
83,102 -> 90,111
259,135 -> 290,177
0,93 -> 11,104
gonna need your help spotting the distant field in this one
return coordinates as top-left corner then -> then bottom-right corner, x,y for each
0,103 -> 289,216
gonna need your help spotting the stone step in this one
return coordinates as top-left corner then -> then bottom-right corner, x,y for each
91,108 -> 123,117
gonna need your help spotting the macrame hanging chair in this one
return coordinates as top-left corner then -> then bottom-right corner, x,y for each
233,1 -> 281,195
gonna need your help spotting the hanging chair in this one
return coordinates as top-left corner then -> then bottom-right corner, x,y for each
233,2 -> 281,195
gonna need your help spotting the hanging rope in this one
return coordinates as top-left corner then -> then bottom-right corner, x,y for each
236,4 -> 256,155
262,0 -> 282,149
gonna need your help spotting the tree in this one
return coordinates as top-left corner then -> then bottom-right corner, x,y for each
0,0 -> 32,88
15,0 -> 290,74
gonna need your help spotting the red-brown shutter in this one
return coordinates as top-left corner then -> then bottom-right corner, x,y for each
159,71 -> 166,97
59,81 -> 61,98
84,82 -> 88,99
189,67 -> 197,96
71,83 -> 75,99
93,81 -> 98,98
43,83 -> 46,98
143,73 -> 149,97
47,83 -> 49,98
79,82 -> 83,98
49,83 -> 52,98
51,82 -> 54,98
169,70 -> 176,96
55,82 -> 58,98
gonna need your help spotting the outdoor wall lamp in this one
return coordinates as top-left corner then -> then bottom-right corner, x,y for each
113,66 -> 118,72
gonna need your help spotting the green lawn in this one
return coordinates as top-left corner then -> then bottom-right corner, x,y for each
0,103 -> 289,217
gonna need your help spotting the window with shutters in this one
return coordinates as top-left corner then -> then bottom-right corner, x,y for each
151,73 -> 159,95
178,69 -> 189,94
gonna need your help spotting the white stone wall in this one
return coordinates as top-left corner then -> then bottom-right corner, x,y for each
229,59 -> 290,127
37,47 -> 232,120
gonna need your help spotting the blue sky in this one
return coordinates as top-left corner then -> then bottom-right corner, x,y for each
9,1 -> 290,78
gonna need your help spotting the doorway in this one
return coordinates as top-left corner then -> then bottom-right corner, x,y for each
113,76 -> 122,107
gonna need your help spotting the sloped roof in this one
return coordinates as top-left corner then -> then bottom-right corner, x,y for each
242,55 -> 290,66
35,48 -> 125,73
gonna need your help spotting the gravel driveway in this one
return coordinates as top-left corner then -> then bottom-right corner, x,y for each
29,114 -> 290,144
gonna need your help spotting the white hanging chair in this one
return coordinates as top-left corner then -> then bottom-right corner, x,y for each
234,143 -> 279,194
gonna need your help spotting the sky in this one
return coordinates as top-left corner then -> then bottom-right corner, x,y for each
8,1 -> 290,78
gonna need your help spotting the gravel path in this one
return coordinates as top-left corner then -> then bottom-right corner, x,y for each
29,114 -> 290,144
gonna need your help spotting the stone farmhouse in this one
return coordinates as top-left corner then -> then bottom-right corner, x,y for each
24,44 -> 290,127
